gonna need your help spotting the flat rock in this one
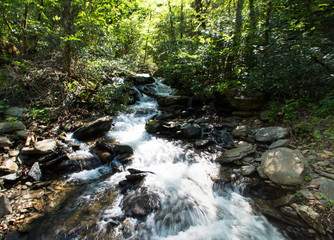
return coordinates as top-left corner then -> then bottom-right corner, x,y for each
0,136 -> 12,147
0,121 -> 26,134
0,194 -> 12,218
261,148 -> 308,185
319,180 -> 334,201
0,159 -> 18,174
73,116 -> 113,141
291,203 -> 325,235
254,127 -> 288,142
0,173 -> 20,181
269,139 -> 290,149
216,142 -> 256,163
21,139 -> 57,155
241,165 -> 256,176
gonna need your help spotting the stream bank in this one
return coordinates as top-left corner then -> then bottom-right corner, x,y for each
0,76 -> 333,239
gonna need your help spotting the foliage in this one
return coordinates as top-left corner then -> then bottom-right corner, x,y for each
312,93 -> 334,117
92,83 -> 135,113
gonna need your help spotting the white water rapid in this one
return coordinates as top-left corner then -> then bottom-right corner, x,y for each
90,79 -> 283,240
24,78 -> 284,240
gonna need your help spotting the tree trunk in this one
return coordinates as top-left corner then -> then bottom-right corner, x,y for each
168,0 -> 175,41
225,0 -> 244,79
63,0 -> 72,76
180,0 -> 184,39
245,0 -> 256,68
194,0 -> 205,32
22,0 -> 29,55
264,0 -> 272,46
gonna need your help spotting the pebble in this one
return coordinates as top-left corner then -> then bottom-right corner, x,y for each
25,182 -> 32,187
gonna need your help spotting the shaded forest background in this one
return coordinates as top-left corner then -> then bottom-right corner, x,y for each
0,0 -> 333,123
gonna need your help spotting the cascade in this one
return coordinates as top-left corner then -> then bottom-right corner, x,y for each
23,78 -> 284,240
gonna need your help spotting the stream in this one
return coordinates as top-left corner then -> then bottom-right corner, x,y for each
22,78 -> 284,240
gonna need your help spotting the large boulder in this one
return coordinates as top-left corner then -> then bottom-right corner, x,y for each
21,139 -> 57,155
254,127 -> 288,142
261,148 -> 308,185
73,116 -> 113,141
122,188 -> 161,219
56,153 -> 102,173
0,121 -> 26,134
216,142 -> 256,163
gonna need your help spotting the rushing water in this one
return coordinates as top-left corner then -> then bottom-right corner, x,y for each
23,79 -> 284,240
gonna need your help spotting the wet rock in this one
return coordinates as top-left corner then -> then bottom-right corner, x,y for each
291,204 -> 325,235
269,139 -> 290,149
0,159 -> 18,174
0,136 -> 13,147
181,125 -> 202,139
125,173 -> 147,182
92,142 -> 115,163
261,148 -> 308,185
194,139 -> 211,148
114,145 -> 134,155
111,160 -> 123,172
319,180 -> 334,201
254,127 -> 288,142
56,154 -> 102,173
21,139 -> 57,155
241,165 -> 256,176
0,121 -> 26,134
231,125 -> 252,137
122,188 -> 161,219
216,142 -> 256,163
73,116 -> 113,141
145,120 -> 161,134
28,162 -> 42,181
0,194 -> 12,217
